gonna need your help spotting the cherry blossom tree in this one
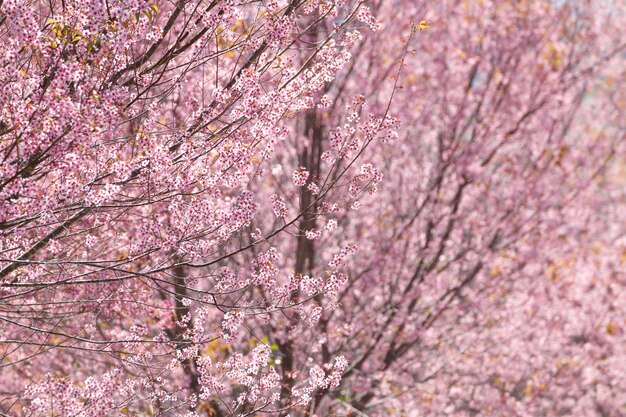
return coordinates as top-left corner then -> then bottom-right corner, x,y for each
274,1 -> 626,416
0,0 -> 398,415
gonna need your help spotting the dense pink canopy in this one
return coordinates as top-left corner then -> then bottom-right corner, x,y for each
0,0 -> 624,416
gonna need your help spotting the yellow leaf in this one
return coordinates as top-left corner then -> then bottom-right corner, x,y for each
544,42 -> 563,71
197,402 -> 218,416
522,384 -> 533,396
489,266 -> 501,277
417,20 -> 430,32
606,322 -> 618,336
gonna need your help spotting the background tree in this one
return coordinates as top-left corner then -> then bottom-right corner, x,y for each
253,0 -> 626,415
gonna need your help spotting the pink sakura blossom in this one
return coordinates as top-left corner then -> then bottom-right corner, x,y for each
292,168 -> 309,187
